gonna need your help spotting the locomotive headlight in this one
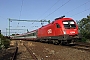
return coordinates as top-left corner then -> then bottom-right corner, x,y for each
63,30 -> 66,34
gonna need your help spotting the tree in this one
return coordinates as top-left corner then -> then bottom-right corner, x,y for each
77,14 -> 90,42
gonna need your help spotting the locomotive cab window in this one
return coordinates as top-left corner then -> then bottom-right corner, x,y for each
56,23 -> 60,28
63,20 -> 76,29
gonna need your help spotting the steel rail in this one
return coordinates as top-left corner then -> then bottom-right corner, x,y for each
23,44 -> 38,60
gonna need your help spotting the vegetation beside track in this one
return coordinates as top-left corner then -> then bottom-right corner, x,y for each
0,34 -> 10,49
77,14 -> 90,43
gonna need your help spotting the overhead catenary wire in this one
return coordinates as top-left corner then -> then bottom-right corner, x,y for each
37,0 -> 60,20
44,0 -> 71,19
0,0 -> 24,20
16,0 -> 24,34
0,0 -> 23,20
70,7 -> 90,17
65,0 -> 90,15
19,0 -> 24,20
33,0 -> 60,25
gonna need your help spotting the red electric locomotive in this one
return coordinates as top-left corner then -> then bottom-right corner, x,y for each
37,16 -> 80,44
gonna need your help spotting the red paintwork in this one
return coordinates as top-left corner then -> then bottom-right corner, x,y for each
13,17 -> 79,41
37,17 -> 78,38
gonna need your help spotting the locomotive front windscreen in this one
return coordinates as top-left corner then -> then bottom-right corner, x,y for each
63,20 -> 76,29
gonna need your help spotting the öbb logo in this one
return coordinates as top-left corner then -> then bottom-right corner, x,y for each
47,29 -> 52,34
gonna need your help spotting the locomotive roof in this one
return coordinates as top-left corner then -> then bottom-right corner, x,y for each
55,15 -> 65,20
38,17 -> 74,29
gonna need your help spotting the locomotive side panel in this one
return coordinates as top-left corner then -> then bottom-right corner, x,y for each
37,23 -> 55,39
54,21 -> 64,36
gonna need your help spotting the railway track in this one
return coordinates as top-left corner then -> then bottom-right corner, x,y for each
13,40 -> 38,60
23,43 -> 38,60
11,41 -> 18,60
12,47 -> 18,60
11,40 -> 90,60
68,42 -> 90,52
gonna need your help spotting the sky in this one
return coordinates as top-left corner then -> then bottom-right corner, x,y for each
0,0 -> 90,36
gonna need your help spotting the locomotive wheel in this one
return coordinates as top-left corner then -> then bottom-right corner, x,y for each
40,39 -> 43,43
45,39 -> 49,43
60,40 -> 72,45
60,40 -> 67,45
53,40 -> 59,45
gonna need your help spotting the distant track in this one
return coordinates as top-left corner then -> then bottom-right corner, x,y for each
69,42 -> 90,52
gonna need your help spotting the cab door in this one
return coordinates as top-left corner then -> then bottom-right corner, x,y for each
55,23 -> 62,36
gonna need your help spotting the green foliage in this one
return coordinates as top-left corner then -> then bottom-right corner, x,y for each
0,34 -> 3,38
0,34 -> 10,49
77,14 -> 90,42
3,39 -> 10,48
48,20 -> 50,23
12,34 -> 15,36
